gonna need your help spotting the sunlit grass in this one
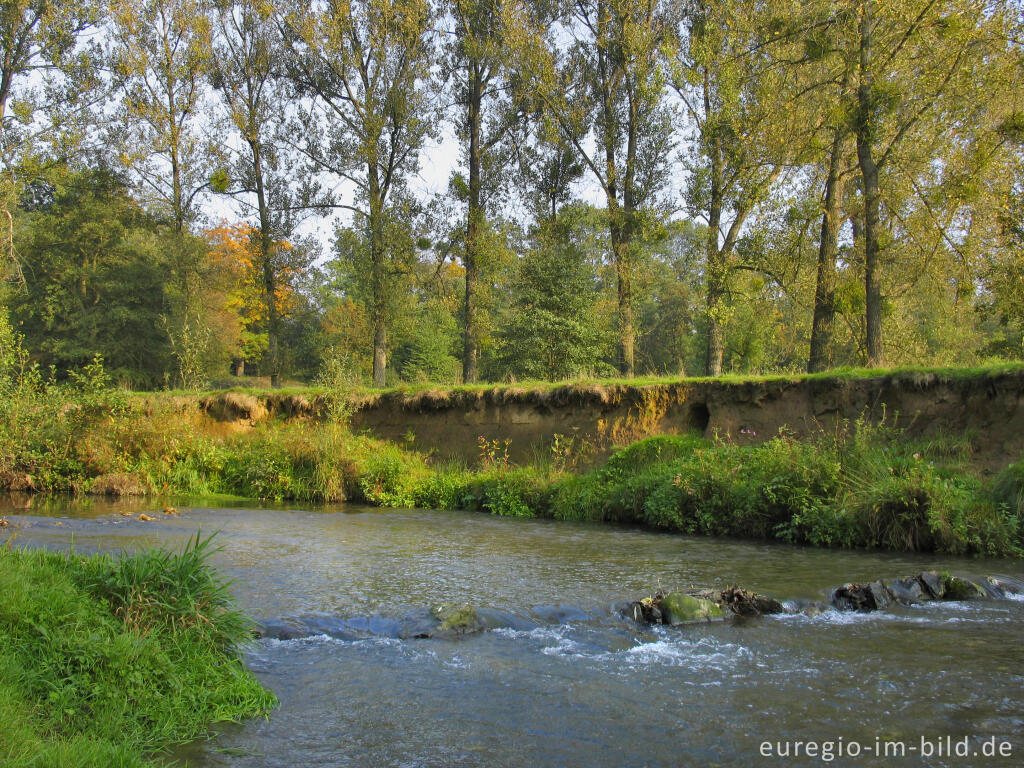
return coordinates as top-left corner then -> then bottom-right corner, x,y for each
0,536 -> 276,767
142,360 -> 1024,399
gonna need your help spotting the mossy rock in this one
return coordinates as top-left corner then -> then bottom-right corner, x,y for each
431,604 -> 482,634
660,593 -> 724,625
940,575 -> 987,601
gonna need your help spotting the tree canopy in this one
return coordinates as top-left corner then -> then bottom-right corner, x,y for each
0,0 -> 1021,388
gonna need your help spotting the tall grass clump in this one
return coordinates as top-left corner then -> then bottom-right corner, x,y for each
0,536 -> 275,767
618,422 -> 1020,556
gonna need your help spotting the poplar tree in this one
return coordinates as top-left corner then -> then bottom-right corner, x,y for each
444,0 -> 519,384
210,0 -> 296,387
111,0 -> 212,231
842,0 -> 1013,366
504,0 -> 673,377
111,0 -> 215,385
278,0 -> 435,387
670,0 -> 795,376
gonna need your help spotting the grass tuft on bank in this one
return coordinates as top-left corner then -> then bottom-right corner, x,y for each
0,536 -> 276,767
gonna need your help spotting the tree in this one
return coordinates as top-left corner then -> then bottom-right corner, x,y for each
210,0 -> 297,387
10,166 -> 174,386
279,0 -> 436,387
0,1 -> 103,285
498,205 -> 607,380
111,0 -> 212,230
110,0 -> 216,385
504,0 -> 674,377
444,0 -> 521,384
841,0 -> 1014,366
205,220 -> 313,378
670,0 -> 796,375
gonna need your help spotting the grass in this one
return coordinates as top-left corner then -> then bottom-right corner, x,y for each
0,535 -> 276,767
145,360 -> 1024,400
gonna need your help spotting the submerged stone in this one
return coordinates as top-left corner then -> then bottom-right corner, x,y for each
431,603 -> 483,634
978,577 -> 1019,602
660,593 -> 724,625
802,602 -> 829,617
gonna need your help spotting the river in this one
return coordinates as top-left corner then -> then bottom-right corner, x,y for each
2,496 -> 1023,767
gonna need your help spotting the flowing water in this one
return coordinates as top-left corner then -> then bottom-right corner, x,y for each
3,496 -> 1024,767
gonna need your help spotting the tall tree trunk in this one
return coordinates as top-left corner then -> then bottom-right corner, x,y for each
369,169 -> 387,387
463,62 -> 483,384
372,317 -> 387,387
609,214 -> 635,377
264,258 -> 280,388
808,126 -> 846,373
253,141 -> 281,388
857,0 -> 883,367
705,251 -> 725,376
704,78 -> 725,377
596,0 -> 633,378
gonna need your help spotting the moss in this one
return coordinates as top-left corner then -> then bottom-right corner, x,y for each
432,604 -> 481,633
660,593 -> 724,625
941,574 -> 988,600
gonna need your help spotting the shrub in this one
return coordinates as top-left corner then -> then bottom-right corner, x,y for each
474,468 -> 552,518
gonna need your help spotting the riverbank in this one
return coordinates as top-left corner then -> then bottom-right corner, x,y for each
2,362 -> 1023,557
204,363 -> 1024,469
0,536 -> 275,767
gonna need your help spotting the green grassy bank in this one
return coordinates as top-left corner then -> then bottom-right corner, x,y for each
0,536 -> 275,767
2,355 -> 1024,557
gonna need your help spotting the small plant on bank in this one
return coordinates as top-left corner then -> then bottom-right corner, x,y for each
314,348 -> 362,424
477,436 -> 512,470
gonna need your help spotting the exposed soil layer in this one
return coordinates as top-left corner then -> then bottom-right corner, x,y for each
198,370 -> 1024,470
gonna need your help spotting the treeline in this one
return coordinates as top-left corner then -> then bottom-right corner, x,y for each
0,0 -> 1022,389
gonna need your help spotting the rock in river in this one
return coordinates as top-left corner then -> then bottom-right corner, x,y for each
431,604 -> 483,635
660,593 -> 724,625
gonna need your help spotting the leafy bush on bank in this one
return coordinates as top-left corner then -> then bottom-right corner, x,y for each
0,536 -> 275,767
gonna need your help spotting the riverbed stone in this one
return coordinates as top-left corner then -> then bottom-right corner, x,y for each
940,575 -> 987,601
919,571 -> 943,598
802,602 -> 829,617
718,586 -> 785,616
884,577 -> 923,604
868,581 -> 894,609
660,593 -> 723,625
431,604 -> 483,634
986,576 -> 1022,598
830,583 -> 876,612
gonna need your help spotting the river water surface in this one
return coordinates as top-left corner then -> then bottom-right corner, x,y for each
2,496 -> 1023,767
